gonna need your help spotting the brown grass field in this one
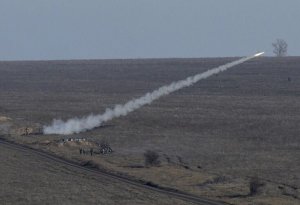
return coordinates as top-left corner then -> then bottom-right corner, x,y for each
0,57 -> 299,204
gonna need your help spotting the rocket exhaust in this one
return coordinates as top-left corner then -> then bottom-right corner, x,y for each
43,52 -> 264,135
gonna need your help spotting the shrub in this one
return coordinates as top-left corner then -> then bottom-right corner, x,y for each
249,177 -> 265,196
144,150 -> 160,167
99,140 -> 112,154
100,140 -> 110,149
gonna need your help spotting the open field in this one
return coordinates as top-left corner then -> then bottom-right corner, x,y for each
0,57 -> 300,204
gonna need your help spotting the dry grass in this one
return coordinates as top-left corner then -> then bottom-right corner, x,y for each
0,116 -> 11,122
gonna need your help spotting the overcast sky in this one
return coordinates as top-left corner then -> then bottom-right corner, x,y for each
0,0 -> 299,60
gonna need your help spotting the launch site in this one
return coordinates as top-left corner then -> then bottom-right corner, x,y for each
0,1 -> 299,205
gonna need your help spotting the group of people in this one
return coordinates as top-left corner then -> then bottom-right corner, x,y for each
79,148 -> 93,156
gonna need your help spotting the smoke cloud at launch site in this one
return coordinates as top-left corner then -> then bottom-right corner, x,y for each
43,53 -> 263,135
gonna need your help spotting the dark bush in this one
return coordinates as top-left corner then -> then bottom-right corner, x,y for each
81,160 -> 98,169
100,140 -> 110,149
249,177 -> 265,196
144,150 -> 160,167
99,140 -> 112,154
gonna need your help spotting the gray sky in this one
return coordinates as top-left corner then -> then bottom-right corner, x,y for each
0,0 -> 299,60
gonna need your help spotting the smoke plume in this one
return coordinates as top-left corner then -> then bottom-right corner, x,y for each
43,53 -> 263,135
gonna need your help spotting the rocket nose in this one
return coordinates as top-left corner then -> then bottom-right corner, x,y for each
254,52 -> 265,57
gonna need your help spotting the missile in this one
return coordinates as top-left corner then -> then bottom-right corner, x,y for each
254,52 -> 265,57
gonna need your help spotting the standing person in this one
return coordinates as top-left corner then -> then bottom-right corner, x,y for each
90,148 -> 93,156
25,127 -> 29,135
80,148 -> 82,155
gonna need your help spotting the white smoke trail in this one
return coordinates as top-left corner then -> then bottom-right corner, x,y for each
43,53 -> 264,135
